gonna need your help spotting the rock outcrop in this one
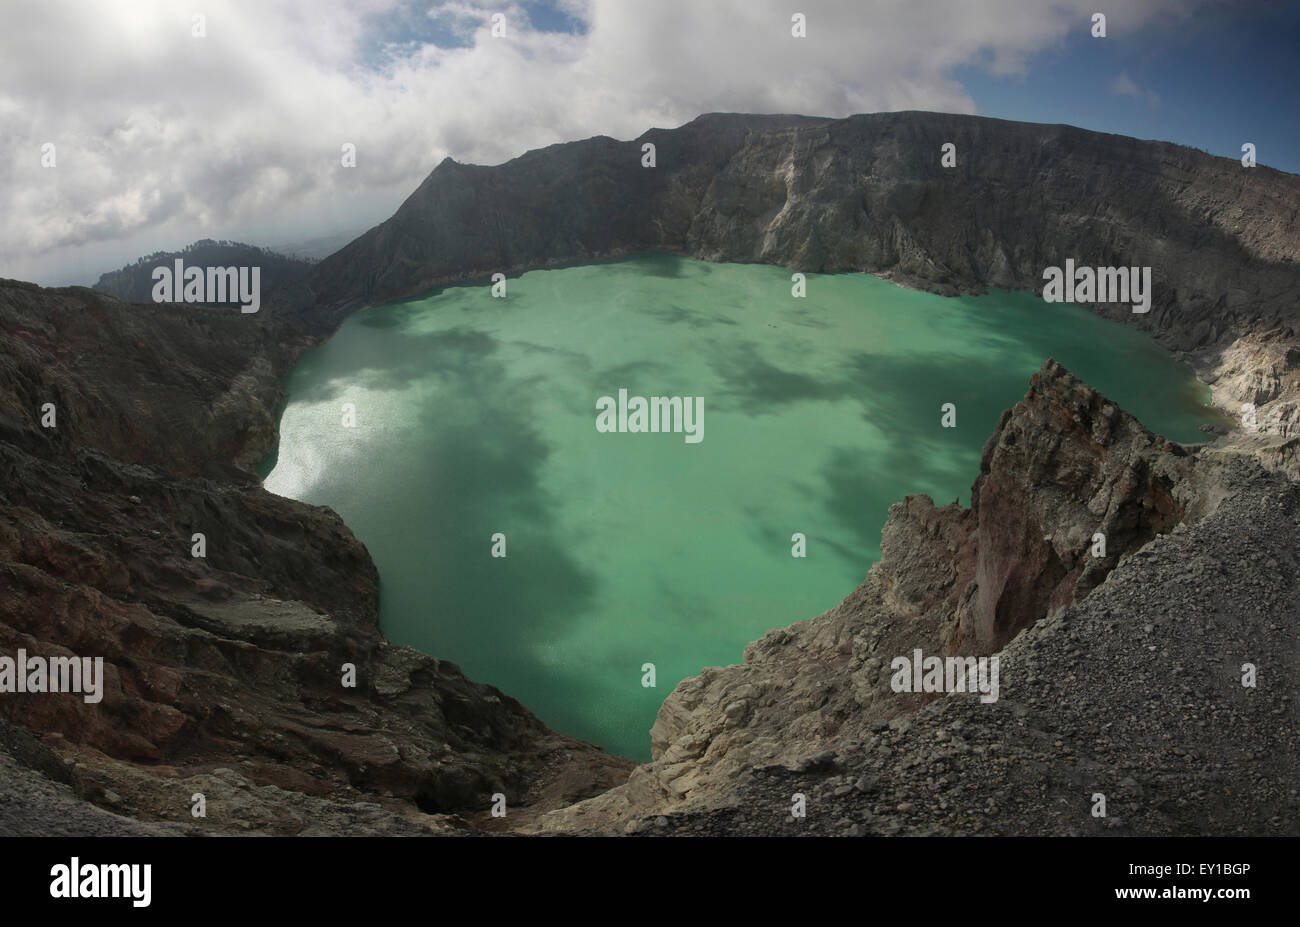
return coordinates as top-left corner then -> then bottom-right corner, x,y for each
952,361 -> 1203,652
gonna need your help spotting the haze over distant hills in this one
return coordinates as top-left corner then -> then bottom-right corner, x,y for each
267,232 -> 368,263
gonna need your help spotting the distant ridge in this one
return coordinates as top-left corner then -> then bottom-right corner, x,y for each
278,110 -> 1300,356
93,238 -> 313,304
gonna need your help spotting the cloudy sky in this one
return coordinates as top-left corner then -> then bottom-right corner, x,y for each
2,0 -> 1296,286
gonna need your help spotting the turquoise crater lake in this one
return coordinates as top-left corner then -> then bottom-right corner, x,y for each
263,254 -> 1224,760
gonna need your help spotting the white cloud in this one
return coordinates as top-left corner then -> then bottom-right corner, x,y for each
1112,71 -> 1141,96
1111,70 -> 1162,108
0,0 -> 1196,284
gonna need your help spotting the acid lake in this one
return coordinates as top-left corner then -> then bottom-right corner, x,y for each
263,254 -> 1224,760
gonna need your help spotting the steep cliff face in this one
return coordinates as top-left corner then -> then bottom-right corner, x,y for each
0,279 -> 291,475
0,280 -> 630,835
276,112 -> 1300,434
535,361 -> 1297,835
952,361 -> 1201,652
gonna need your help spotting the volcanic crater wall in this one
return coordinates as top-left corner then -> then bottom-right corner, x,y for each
3,111 -> 1299,835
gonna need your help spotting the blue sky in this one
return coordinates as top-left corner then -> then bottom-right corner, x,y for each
956,3 -> 1300,174
358,0 -> 588,63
